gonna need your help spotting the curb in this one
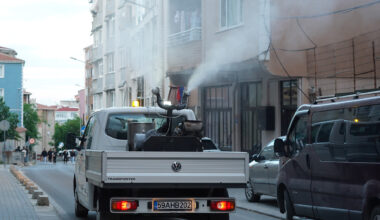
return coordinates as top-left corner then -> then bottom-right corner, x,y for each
9,165 -> 62,220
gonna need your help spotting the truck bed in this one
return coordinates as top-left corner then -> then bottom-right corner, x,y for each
85,150 -> 248,188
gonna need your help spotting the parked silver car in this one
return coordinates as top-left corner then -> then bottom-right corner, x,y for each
245,137 -> 286,202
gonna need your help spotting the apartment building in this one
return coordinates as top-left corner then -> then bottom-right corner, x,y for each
165,0 -> 272,153
0,46 -> 25,127
35,104 -> 56,155
89,0 -> 168,111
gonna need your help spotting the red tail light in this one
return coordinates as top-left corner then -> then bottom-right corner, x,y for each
210,200 -> 235,211
111,200 -> 138,211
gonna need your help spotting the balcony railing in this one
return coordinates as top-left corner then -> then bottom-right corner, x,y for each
92,12 -> 103,31
168,27 -> 201,47
92,45 -> 103,62
92,78 -> 103,94
104,72 -> 115,90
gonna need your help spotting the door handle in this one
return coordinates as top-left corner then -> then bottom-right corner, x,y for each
306,154 -> 311,169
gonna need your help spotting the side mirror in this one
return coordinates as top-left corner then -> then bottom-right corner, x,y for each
274,138 -> 286,157
251,154 -> 258,161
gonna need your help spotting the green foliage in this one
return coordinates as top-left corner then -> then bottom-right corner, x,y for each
23,104 -> 40,140
52,116 -> 80,148
0,97 -> 20,141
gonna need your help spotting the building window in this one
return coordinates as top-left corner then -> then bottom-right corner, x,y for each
137,77 -> 144,106
0,88 -> 4,98
280,80 -> 298,135
220,0 -> 243,29
107,15 -> 115,39
106,90 -> 115,107
106,53 -> 114,73
99,60 -> 103,76
0,65 -> 4,78
94,93 -> 103,110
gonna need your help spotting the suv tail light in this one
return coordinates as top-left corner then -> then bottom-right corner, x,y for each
210,200 -> 235,211
111,200 -> 138,211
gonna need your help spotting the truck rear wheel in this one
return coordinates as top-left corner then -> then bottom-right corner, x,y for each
96,199 -> 120,220
74,188 -> 88,217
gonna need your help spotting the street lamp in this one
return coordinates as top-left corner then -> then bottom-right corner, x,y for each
70,57 -> 85,63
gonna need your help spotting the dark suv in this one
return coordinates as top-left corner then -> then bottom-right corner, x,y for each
274,96 -> 380,220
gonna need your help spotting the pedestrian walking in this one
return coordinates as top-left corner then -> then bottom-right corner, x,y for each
70,150 -> 75,164
53,149 -> 57,164
21,147 -> 27,166
48,149 -> 52,163
41,148 -> 48,164
63,150 -> 68,164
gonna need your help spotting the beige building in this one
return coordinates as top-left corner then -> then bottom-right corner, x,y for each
35,104 -> 56,155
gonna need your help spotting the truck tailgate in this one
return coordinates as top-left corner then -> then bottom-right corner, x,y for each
86,151 -> 248,187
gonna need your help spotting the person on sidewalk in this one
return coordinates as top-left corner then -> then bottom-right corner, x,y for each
70,150 -> 75,164
63,150 -> 68,164
41,148 -> 48,164
53,149 -> 57,164
48,148 -> 53,163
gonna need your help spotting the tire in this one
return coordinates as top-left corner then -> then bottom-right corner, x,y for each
370,205 -> 380,220
74,189 -> 88,217
284,189 -> 294,220
245,183 -> 261,202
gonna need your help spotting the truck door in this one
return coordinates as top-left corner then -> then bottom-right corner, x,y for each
283,113 -> 314,217
76,116 -> 96,204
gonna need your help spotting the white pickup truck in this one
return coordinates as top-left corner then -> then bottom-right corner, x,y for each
73,91 -> 248,220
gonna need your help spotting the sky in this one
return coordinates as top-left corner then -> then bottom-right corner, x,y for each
0,0 -> 93,105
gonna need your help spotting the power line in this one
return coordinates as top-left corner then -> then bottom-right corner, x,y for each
270,42 -> 312,103
276,0 -> 380,19
296,18 -> 317,47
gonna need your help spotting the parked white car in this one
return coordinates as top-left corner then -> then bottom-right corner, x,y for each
245,136 -> 286,202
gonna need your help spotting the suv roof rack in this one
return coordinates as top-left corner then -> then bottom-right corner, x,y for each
315,90 -> 380,104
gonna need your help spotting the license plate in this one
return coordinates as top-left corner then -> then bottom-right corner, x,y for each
153,200 -> 193,211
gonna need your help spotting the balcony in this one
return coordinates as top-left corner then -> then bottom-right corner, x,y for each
168,27 -> 201,47
91,45 -> 103,62
167,28 -> 202,73
91,12 -> 103,32
104,72 -> 115,90
92,78 -> 103,94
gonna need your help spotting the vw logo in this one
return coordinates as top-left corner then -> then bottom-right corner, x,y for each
171,161 -> 182,172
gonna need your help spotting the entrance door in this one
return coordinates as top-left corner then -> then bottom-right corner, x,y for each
203,86 -> 233,151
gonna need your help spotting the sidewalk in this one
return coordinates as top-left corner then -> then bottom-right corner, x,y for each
0,166 -> 59,220
229,188 -> 286,219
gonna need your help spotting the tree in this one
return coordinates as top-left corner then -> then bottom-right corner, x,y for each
52,116 -> 80,148
0,97 -> 19,141
23,104 -> 39,141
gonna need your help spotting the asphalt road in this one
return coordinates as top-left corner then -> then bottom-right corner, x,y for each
23,161 -> 278,220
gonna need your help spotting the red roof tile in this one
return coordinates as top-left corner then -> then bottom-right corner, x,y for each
56,107 -> 78,112
37,103 -> 57,110
0,52 -> 24,63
